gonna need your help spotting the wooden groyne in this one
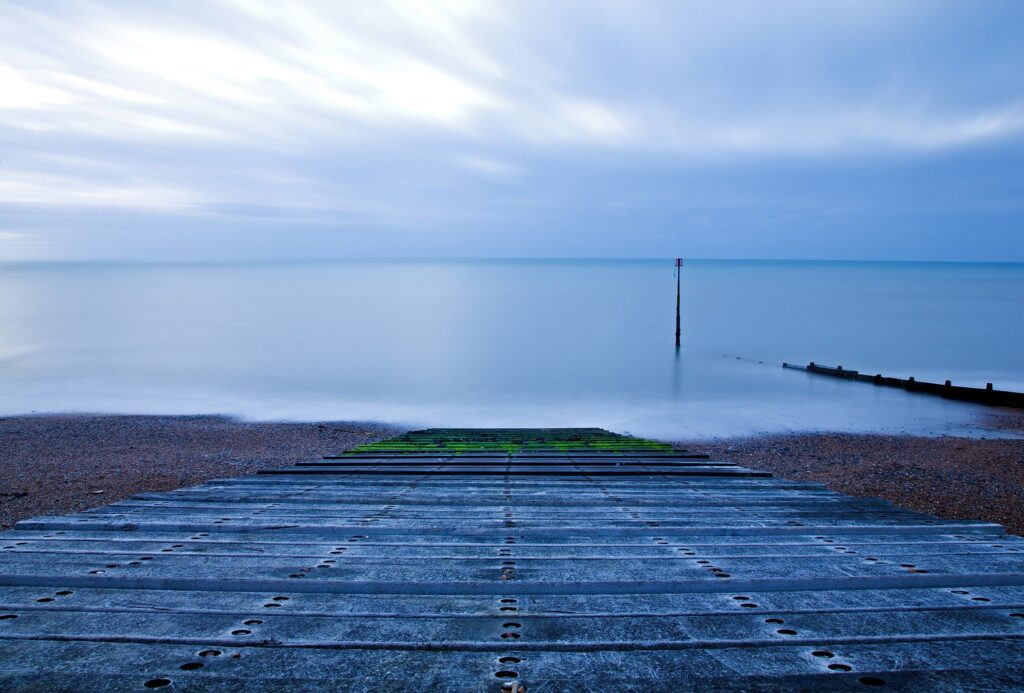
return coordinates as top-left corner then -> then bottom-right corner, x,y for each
1,428 -> 1023,690
784,361 -> 1024,408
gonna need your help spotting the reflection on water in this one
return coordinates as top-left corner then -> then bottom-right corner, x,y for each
0,259 -> 1022,438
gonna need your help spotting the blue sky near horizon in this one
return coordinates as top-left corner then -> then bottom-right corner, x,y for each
1,1 -> 1023,262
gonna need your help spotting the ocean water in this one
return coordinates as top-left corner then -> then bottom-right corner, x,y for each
1,259 -> 1022,439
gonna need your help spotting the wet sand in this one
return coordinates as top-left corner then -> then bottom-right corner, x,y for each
1,414 -> 1022,536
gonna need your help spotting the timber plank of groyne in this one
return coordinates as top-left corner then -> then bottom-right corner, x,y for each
1,428 -> 1023,691
784,361 -> 1024,408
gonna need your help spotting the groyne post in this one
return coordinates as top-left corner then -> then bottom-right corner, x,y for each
674,258 -> 682,347
790,361 -> 1024,407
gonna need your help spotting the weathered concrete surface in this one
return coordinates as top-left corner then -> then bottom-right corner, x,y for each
1,428 -> 1023,691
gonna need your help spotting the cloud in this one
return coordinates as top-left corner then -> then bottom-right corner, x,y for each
0,0 -> 1022,260
0,172 -> 204,209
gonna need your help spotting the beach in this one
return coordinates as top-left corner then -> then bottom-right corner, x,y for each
1,413 -> 1021,535
0,415 -> 403,530
682,427 -> 1024,536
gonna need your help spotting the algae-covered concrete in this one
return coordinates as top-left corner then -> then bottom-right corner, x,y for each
1,428 -> 1023,691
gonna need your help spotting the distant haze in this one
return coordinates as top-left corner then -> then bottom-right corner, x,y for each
2,1 -> 1023,262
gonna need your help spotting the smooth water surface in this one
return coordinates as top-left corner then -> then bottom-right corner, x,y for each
1,260 -> 1022,438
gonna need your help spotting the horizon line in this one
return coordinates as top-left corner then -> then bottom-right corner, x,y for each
2,257 -> 1024,266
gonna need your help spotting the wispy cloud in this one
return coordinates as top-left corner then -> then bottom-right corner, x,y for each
1,0 -> 1023,260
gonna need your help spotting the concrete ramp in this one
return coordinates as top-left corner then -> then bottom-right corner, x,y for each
1,428 -> 1023,690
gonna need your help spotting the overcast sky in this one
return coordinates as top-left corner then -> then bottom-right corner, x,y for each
2,0 -> 1023,261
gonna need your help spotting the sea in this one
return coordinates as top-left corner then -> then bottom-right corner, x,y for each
1,259 -> 1022,439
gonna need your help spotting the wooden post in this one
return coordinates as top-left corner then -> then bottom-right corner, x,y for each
674,258 -> 682,347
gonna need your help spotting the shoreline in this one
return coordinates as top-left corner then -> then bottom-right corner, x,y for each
1,414 -> 1022,536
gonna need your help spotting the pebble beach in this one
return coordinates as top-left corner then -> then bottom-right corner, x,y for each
1,413 -> 1022,536
683,430 -> 1024,536
0,415 -> 403,530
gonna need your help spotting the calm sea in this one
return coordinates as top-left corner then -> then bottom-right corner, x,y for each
1,260 -> 1022,438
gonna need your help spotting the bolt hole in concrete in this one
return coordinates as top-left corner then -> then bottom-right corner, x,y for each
498,656 -> 521,664
198,650 -> 221,657
264,603 -> 281,608
0,614 -> 18,620
812,650 -> 834,658
1010,613 -> 1024,618
501,632 -> 521,639
179,662 -> 203,671
765,618 -> 784,624
859,677 -> 886,686
829,664 -> 853,672
55,590 -> 73,596
500,598 -> 517,604
972,597 -> 991,602
777,629 -> 798,635
741,603 -> 758,608
144,679 -> 171,688
243,619 -> 262,625
231,629 -> 251,636
36,597 -> 54,603
495,671 -> 518,679
732,596 -> 750,600
502,622 -> 521,628
273,596 -> 290,601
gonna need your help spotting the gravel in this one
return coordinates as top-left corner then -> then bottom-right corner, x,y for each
0,414 -> 405,530
678,432 -> 1024,536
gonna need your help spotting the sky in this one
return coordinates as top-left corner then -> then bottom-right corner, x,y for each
1,0 -> 1023,262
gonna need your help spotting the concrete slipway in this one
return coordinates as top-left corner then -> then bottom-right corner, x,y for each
1,428 -> 1023,691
